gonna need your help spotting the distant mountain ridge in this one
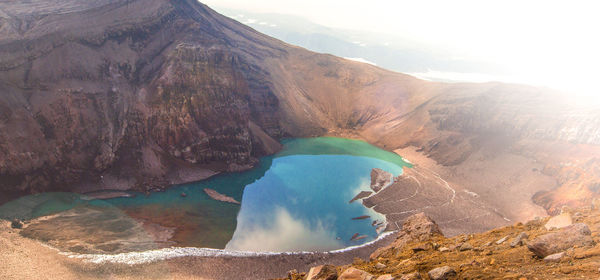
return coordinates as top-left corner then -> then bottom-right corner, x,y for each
212,7 -> 506,76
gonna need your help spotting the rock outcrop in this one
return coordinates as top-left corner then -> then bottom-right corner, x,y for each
370,212 -> 443,259
370,169 -> 392,193
544,212 -> 572,230
427,266 -> 456,280
509,232 -> 528,247
338,267 -> 373,280
306,265 -> 338,280
527,223 -> 595,258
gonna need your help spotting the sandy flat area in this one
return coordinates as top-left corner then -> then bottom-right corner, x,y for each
394,146 -> 552,223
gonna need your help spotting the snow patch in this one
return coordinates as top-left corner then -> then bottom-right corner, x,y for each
463,190 -> 479,197
343,57 -> 376,66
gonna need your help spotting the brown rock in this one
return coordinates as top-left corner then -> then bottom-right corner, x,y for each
375,274 -> 395,280
459,242 -> 473,251
544,213 -> 573,230
370,168 -> 392,192
306,264 -> 338,280
527,223 -> 595,258
352,215 -> 371,220
339,267 -> 374,280
427,266 -> 456,280
371,213 -> 443,259
374,262 -> 387,270
510,232 -> 529,247
496,235 -> 509,245
401,213 -> 443,241
412,243 -> 432,252
203,188 -> 240,204
353,257 -> 366,266
543,251 -> 566,262
10,219 -> 23,229
399,272 -> 421,280
438,247 -> 450,252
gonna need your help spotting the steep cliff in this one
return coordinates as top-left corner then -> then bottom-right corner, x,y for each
0,0 -> 288,194
0,0 -> 428,195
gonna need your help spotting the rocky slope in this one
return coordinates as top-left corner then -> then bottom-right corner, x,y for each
284,208 -> 600,280
1,0 -> 599,216
0,0 -> 424,196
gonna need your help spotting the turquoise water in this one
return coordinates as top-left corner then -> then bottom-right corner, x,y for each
0,137 -> 409,252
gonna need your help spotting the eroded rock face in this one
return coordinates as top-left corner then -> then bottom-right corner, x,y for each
370,168 -> 392,193
305,265 -> 338,280
370,212 -> 443,259
400,212 -> 444,241
0,0 -> 286,195
427,266 -> 456,280
338,267 -> 373,280
510,232 -> 528,247
544,213 -> 573,230
527,223 -> 595,257
543,252 -> 565,262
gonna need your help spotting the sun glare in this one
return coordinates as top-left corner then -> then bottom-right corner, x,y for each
204,0 -> 600,103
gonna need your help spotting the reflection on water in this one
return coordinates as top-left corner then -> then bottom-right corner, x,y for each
226,151 -> 405,252
0,137 -> 409,252
226,206 -> 344,252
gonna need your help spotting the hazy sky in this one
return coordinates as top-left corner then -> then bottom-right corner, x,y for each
202,0 -> 600,99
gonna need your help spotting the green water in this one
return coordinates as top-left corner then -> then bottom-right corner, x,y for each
0,137 -> 410,252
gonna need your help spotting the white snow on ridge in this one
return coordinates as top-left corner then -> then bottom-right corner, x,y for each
343,57 -> 377,66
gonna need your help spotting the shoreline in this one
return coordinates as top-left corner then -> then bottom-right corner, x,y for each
0,218 -> 396,280
0,138 -> 439,280
65,231 -> 397,265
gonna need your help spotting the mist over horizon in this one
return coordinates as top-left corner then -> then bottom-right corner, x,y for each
203,0 -> 600,104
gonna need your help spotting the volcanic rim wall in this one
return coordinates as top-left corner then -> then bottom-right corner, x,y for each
0,0 -> 599,216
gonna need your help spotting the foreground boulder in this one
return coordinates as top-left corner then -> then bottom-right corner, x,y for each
527,223 -> 595,257
339,267 -> 373,280
544,213 -> 572,230
543,252 -> 566,262
371,212 -> 443,259
10,219 -> 23,229
509,232 -> 528,247
400,212 -> 443,241
306,265 -> 338,280
427,266 -> 456,280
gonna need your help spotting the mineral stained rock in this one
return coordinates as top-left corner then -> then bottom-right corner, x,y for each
203,188 -> 240,204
